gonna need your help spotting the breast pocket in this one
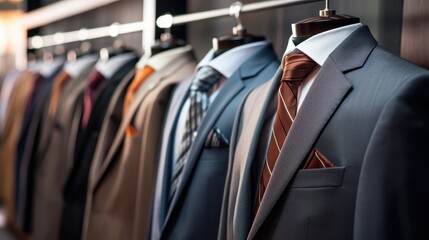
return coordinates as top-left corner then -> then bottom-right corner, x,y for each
290,166 -> 346,188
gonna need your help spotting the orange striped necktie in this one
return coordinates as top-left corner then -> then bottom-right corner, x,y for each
48,70 -> 70,118
123,65 -> 155,136
254,49 -> 318,215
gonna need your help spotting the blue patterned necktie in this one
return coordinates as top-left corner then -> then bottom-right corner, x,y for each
169,66 -> 223,203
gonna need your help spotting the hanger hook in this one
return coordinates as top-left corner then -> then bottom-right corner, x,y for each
156,13 -> 173,41
320,0 -> 336,17
229,1 -> 244,33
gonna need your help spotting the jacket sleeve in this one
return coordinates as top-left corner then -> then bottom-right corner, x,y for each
354,73 -> 429,240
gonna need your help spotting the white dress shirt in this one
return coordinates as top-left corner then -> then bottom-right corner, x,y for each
172,41 -> 271,174
64,54 -> 98,79
96,52 -> 138,79
282,23 -> 362,111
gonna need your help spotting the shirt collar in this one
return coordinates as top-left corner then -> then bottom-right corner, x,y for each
96,52 -> 138,79
64,54 -> 98,78
146,45 -> 193,71
197,41 -> 270,78
282,23 -> 362,67
39,57 -> 66,78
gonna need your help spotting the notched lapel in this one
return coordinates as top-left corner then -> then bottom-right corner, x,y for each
164,70 -> 245,227
157,76 -> 192,230
233,70 -> 281,240
240,56 -> 272,80
91,71 -> 135,188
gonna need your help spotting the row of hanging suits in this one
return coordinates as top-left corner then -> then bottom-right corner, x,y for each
0,22 -> 428,240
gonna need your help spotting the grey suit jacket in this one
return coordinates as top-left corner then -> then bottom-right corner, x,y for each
83,48 -> 196,240
219,26 -> 429,240
151,43 -> 279,240
32,63 -> 94,240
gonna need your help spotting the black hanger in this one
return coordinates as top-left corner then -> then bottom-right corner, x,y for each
291,0 -> 360,45
212,2 -> 265,56
151,30 -> 186,56
99,39 -> 133,61
67,41 -> 96,62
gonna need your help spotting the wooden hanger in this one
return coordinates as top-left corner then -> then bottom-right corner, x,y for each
213,2 -> 265,56
291,0 -> 360,45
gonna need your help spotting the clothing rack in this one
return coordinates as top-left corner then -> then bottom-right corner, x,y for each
156,0 -> 324,28
27,21 -> 147,49
28,0 -> 324,51
23,0 -> 120,30
27,0 -> 156,55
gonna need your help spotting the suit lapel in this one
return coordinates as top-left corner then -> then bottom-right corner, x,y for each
91,70 -> 136,188
94,55 -> 193,188
154,77 -> 191,235
233,69 -> 281,240
93,68 -> 161,187
163,70 -> 245,228
248,26 -> 377,239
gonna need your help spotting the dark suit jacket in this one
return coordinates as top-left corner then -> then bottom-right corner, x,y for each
219,26 -> 429,240
15,59 -> 64,233
151,43 -> 279,240
59,56 -> 138,240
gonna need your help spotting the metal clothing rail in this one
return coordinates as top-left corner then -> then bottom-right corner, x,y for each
23,0 -> 120,30
156,0 -> 324,28
28,21 -> 147,50
28,0 -> 325,50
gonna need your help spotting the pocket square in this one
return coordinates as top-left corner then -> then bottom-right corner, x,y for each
303,149 -> 335,169
204,127 -> 229,148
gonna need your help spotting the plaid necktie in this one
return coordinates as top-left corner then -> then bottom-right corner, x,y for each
255,49 -> 318,214
169,66 -> 223,203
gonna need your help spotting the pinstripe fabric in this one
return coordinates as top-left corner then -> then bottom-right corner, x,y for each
169,66 -> 223,202
255,49 -> 318,214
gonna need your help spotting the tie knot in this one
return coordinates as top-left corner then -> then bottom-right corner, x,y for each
190,66 -> 222,92
281,49 -> 318,83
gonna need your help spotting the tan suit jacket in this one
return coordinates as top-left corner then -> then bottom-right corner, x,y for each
83,46 -> 196,240
0,71 -> 34,226
32,63 -> 94,240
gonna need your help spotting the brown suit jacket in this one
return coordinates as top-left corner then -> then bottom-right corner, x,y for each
0,71 -> 34,226
83,46 -> 196,240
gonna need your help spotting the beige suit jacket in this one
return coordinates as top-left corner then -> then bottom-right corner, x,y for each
0,71 -> 34,226
83,46 -> 196,240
